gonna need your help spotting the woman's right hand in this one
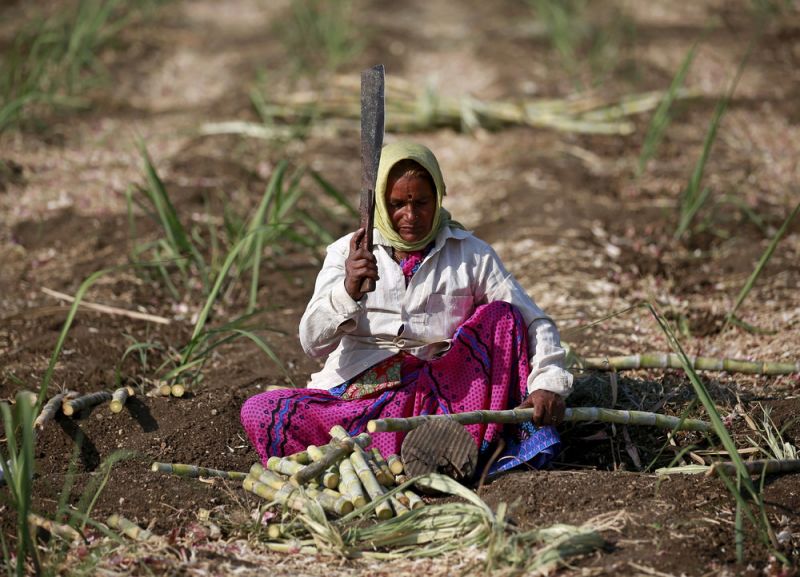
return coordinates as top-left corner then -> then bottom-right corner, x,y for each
344,228 -> 379,301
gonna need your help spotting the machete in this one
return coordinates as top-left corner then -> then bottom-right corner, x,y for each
358,64 -> 385,294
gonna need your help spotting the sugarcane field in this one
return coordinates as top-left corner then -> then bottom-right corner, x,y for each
2,0 -> 800,575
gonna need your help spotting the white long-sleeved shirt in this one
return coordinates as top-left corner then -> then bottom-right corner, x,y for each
299,226 -> 573,396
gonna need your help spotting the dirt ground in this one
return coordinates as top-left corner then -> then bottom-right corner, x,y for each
2,0 -> 800,575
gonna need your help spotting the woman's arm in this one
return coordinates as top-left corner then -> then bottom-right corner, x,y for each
299,234 -> 364,358
473,241 -> 573,398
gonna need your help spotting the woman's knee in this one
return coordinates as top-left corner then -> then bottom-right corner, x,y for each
240,393 -> 265,429
473,300 -> 522,323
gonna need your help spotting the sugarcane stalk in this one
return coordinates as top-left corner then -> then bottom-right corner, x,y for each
107,514 -> 155,541
707,459 -> 800,478
365,452 -> 392,487
578,353 -> 799,375
250,463 -> 290,488
265,541 -> 318,554
170,383 -> 185,397
244,476 -> 300,509
62,391 -> 113,416
386,453 -> 404,475
151,462 -> 248,480
291,436 -> 360,486
389,495 -> 410,516
267,456 -> 306,477
250,463 -> 352,514
28,513 -> 81,542
306,445 -> 325,461
34,391 -> 76,430
329,426 -> 392,520
306,445 -> 340,489
404,489 -> 424,510
394,491 -> 411,508
110,386 -> 135,413
349,451 -> 392,519
367,407 -> 712,433
326,431 -> 372,449
338,457 -> 367,508
244,475 -> 351,516
306,486 -> 354,516
286,450 -> 310,464
370,448 -> 395,486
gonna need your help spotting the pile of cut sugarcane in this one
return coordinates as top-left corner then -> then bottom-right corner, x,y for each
241,425 -> 422,521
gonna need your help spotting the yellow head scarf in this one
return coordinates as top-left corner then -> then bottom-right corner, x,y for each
374,142 -> 461,251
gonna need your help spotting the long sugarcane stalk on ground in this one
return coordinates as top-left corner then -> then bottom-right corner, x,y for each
367,407 -> 712,433
110,386 -> 135,413
708,459 -> 800,478
241,76 -> 696,135
577,353 -> 799,375
62,391 -> 113,416
151,462 -> 248,480
107,514 -> 156,541
34,391 -> 76,429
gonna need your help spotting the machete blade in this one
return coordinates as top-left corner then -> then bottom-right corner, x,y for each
358,64 -> 385,293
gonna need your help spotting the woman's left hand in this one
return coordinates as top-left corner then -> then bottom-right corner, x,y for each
517,390 -> 565,427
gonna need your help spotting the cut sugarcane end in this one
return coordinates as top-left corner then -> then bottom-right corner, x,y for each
170,384 -> 185,397
110,400 -> 123,413
386,454 -> 404,475
375,504 -> 393,520
366,421 -> 377,433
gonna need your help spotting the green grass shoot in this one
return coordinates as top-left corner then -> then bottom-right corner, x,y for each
0,0 -> 155,133
279,0 -> 362,77
644,302 -> 784,563
38,269 -> 112,408
136,141 -> 209,291
724,200 -> 800,330
675,47 -> 751,240
529,0 -> 585,83
637,42 -> 697,175
0,393 -> 40,576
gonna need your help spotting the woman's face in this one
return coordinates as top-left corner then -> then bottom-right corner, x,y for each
385,173 -> 436,244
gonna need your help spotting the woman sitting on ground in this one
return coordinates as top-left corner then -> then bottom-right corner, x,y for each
241,141 -> 573,475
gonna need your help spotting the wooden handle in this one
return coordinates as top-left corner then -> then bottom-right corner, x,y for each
360,277 -> 376,293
